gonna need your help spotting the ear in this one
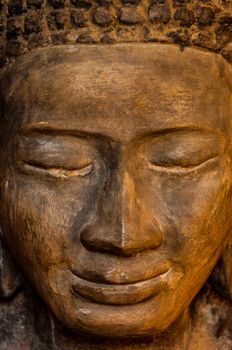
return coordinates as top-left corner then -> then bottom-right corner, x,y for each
210,237 -> 232,301
222,238 -> 232,300
0,231 -> 23,298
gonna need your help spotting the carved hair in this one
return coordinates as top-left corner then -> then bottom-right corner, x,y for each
0,0 -> 231,76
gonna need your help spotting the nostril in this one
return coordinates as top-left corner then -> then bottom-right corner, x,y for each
80,228 -> 122,255
80,226 -> 135,256
80,227 -> 163,257
80,226 -> 120,254
80,215 -> 164,256
80,226 -> 100,252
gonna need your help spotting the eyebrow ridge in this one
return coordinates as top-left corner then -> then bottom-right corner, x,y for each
20,124 -> 224,144
20,126 -> 116,144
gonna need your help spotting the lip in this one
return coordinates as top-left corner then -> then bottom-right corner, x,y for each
72,269 -> 169,305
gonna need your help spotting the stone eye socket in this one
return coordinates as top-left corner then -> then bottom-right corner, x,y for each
141,130 -> 224,174
15,134 -> 98,179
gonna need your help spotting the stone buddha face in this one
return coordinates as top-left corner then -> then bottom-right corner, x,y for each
0,44 -> 231,338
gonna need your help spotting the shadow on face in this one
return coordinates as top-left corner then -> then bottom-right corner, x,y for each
0,43 -> 232,338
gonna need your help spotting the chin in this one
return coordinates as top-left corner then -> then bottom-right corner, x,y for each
35,266 -> 185,338
47,291 -> 180,338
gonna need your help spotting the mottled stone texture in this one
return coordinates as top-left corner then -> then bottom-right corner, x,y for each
0,43 -> 232,349
0,0 -> 231,70
0,2 -> 232,349
0,282 -> 232,349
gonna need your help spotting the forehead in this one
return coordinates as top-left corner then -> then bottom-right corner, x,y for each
4,44 -> 232,142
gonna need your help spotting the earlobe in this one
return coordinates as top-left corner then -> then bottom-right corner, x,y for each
210,237 -> 232,301
222,238 -> 232,300
0,232 -> 23,298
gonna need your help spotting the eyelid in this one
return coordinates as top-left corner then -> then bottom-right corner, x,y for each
147,156 -> 219,175
16,134 -> 99,172
143,131 -> 224,168
19,162 -> 94,178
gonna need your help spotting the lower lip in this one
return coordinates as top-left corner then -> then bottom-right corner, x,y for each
72,271 -> 169,305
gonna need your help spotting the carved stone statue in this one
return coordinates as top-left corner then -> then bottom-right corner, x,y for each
0,1 -> 232,349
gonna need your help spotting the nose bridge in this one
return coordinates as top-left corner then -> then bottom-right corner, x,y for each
99,162 -> 127,225
118,169 -> 138,246
96,165 -> 141,250
80,164 -> 163,256
117,169 -> 163,253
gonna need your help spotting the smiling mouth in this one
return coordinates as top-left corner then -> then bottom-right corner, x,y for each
71,269 -> 170,305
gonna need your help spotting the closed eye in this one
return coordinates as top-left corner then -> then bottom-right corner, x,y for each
140,129 -> 224,175
147,156 -> 219,175
19,161 -> 94,178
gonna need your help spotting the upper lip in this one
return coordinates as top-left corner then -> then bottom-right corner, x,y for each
72,255 -> 171,285
71,267 -> 170,305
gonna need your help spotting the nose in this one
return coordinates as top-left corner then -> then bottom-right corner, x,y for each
80,170 -> 163,256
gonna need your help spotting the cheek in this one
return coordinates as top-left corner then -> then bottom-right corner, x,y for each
2,172 -> 104,269
137,160 -> 232,266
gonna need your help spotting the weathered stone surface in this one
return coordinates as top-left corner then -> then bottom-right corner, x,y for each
76,30 -> 96,42
93,7 -> 112,26
24,12 -> 41,34
148,4 -> 170,24
0,237 -> 22,298
48,0 -> 65,9
0,0 -> 232,348
119,7 -> 143,24
174,6 -> 195,27
0,44 -> 232,349
55,11 -> 67,29
5,38 -> 26,56
71,9 -> 87,27
0,18 -> 4,31
222,44 -> 232,64
216,24 -> 232,50
0,0 -> 231,65
8,0 -> 23,16
121,0 -> 141,4
7,17 -> 23,39
172,0 -> 189,6
71,0 -> 93,9
27,0 -> 43,9
196,6 -> 215,26
0,283 -> 230,349
97,0 -> 112,7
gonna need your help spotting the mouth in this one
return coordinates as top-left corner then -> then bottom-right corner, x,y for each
71,269 -> 170,305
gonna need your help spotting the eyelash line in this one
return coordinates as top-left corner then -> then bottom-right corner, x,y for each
19,162 -> 94,178
147,156 -> 219,175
